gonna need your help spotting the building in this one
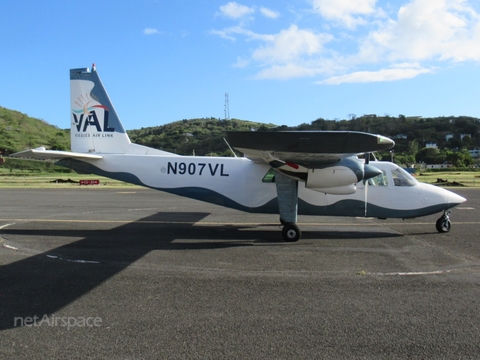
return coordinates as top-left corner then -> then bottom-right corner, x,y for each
426,163 -> 454,169
469,149 -> 480,158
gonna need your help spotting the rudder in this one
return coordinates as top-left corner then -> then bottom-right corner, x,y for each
70,64 -> 131,154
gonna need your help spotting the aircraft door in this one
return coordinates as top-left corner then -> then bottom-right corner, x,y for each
363,169 -> 396,218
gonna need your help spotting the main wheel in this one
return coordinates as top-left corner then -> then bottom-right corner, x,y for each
282,224 -> 301,242
436,216 -> 451,233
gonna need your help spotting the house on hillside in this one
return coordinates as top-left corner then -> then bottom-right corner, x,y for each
469,149 -> 480,158
426,163 -> 454,169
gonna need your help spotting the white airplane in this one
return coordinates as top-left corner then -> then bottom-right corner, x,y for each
12,65 -> 466,241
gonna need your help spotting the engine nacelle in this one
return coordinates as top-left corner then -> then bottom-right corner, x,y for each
306,167 -> 358,195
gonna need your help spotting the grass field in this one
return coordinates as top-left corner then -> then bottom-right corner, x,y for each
0,169 -> 138,189
1,168 -> 479,189
415,172 -> 480,188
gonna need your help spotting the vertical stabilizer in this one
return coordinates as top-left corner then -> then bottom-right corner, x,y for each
70,65 -> 131,154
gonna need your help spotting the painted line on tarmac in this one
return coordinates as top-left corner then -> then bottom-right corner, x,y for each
0,218 -> 383,227
0,218 -> 478,227
370,269 -> 460,276
0,223 -> 18,251
378,221 -> 480,225
0,223 -> 15,230
0,218 -> 189,225
46,254 -> 100,264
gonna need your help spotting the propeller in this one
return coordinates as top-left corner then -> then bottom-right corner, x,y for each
362,152 -> 383,217
364,153 -> 371,217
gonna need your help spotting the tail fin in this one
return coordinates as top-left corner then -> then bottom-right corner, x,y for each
70,64 -> 131,154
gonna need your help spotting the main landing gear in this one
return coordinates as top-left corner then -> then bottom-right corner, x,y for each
280,219 -> 302,242
275,172 -> 301,242
436,210 -> 452,233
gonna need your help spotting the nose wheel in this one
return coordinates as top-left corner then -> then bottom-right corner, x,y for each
436,210 -> 451,233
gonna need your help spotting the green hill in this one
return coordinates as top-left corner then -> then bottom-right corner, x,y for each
288,114 -> 480,152
1,105 -> 479,168
0,106 -> 69,155
127,118 -> 276,156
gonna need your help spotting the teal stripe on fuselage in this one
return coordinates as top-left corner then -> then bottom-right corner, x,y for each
57,159 -> 448,219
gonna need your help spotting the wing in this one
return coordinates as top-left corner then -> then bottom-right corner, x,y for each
227,130 -> 394,195
11,147 -> 103,160
227,131 -> 394,168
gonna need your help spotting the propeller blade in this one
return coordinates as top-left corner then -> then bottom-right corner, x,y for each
364,153 -> 370,217
364,180 -> 368,217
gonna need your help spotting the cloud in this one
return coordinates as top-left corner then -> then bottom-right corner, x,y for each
252,25 -> 332,63
219,2 -> 254,19
143,28 -> 161,35
233,57 -> 250,68
260,7 -> 280,19
210,25 -> 272,42
358,0 -> 480,63
254,63 -> 328,80
213,0 -> 480,83
319,64 -> 433,85
311,0 -> 381,28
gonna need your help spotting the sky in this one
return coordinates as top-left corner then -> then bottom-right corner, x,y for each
1,0 -> 480,130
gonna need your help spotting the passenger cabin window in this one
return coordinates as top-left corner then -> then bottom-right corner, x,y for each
367,171 -> 388,186
391,167 -> 417,187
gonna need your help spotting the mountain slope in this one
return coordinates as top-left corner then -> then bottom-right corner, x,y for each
0,106 -> 69,154
127,117 -> 276,156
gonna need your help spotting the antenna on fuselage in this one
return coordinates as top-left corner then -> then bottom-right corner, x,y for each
223,137 -> 237,157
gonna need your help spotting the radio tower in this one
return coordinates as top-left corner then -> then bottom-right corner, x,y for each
224,92 -> 230,121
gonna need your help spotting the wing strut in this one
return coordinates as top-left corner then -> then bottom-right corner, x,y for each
275,172 -> 301,242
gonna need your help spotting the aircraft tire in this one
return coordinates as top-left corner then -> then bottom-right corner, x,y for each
282,224 -> 301,242
436,216 -> 451,233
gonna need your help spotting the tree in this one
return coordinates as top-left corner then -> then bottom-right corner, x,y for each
406,140 -> 419,156
416,148 -> 445,164
446,149 -> 474,167
462,136 -> 473,149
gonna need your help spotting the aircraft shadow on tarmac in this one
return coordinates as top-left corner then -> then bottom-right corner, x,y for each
0,211 -> 401,330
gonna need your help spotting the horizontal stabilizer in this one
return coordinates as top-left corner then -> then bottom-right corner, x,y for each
11,147 -> 103,160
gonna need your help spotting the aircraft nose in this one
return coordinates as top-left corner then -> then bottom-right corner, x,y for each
448,191 -> 466,206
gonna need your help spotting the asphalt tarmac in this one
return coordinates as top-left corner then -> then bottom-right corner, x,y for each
0,187 -> 479,359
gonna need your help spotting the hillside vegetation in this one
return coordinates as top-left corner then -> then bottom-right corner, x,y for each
1,105 -> 479,168
0,106 -> 69,154
289,114 -> 480,152
128,118 -> 275,156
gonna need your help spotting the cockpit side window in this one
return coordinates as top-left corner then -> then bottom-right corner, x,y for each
367,170 -> 388,186
391,167 -> 417,187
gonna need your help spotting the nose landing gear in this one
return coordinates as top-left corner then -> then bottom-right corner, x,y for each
436,210 -> 451,233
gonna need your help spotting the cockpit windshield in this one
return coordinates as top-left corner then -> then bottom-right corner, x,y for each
367,171 -> 388,186
391,167 -> 417,187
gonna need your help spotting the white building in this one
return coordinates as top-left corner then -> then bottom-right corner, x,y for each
426,163 -> 454,169
469,149 -> 480,158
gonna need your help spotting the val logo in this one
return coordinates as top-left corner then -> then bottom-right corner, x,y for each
72,97 -> 115,133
